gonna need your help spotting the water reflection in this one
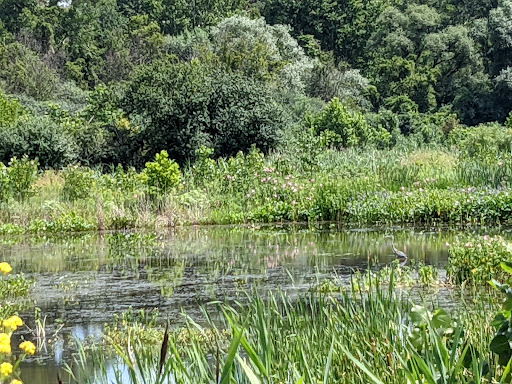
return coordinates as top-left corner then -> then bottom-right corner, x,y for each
0,224 -> 505,382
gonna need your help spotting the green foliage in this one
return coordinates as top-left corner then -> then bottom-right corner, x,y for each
489,261 -> 512,371
6,156 -> 38,201
0,41 -> 59,100
210,16 -> 314,91
192,146 -> 217,187
0,90 -> 25,126
0,116 -> 77,168
123,58 -> 284,163
448,235 -> 512,284
0,157 -> 39,203
309,98 -> 391,148
62,165 -> 97,202
0,163 -> 9,203
0,273 -> 32,300
450,123 -> 512,159
143,150 -> 181,193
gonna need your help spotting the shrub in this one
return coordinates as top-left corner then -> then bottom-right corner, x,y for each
123,58 -> 284,163
192,146 -> 218,186
0,41 -> 59,100
0,116 -> 77,168
309,98 -> 391,148
0,90 -> 25,126
143,150 -> 182,193
449,122 -> 512,159
6,156 -> 38,201
62,165 -> 97,201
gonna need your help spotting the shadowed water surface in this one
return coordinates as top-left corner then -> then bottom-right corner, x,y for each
0,224 -> 504,382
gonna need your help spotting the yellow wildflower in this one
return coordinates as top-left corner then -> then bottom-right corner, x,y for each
0,333 -> 11,354
19,341 -> 35,355
10,380 -> 22,384
0,262 -> 12,274
3,316 -> 23,332
0,362 -> 12,377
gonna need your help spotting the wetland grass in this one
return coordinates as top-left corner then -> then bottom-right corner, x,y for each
68,272 -> 500,384
1,146 -> 512,233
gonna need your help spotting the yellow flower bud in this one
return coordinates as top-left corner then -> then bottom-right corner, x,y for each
0,333 -> 11,354
0,362 -> 13,377
3,316 -> 23,332
19,341 -> 36,355
0,262 -> 12,274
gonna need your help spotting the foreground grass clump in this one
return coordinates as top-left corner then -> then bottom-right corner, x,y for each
69,273 -> 498,384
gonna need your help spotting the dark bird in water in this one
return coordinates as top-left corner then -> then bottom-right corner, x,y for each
386,235 -> 408,259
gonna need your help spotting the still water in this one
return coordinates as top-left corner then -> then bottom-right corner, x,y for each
0,224 -> 503,382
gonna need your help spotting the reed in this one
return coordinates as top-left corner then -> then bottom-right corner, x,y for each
68,272 -> 499,384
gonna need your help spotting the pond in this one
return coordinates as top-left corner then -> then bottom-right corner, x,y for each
0,224 -> 503,382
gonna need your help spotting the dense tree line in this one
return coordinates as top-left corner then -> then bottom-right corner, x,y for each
1,0 -> 512,168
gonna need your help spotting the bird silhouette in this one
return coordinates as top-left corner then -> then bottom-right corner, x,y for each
386,235 -> 408,259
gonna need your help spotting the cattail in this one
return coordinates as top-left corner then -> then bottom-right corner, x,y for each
159,324 -> 169,375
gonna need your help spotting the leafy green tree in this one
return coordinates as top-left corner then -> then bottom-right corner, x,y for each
0,0 -> 39,32
210,16 -> 314,91
306,61 -> 371,107
309,98 -> 390,148
123,58 -> 284,163
158,0 -> 250,36
489,0 -> 512,76
262,0 -> 389,65
367,4 -> 488,123
0,41 -> 59,100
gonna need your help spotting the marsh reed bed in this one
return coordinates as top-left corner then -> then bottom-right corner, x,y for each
66,271 -> 500,384
2,133 -> 512,233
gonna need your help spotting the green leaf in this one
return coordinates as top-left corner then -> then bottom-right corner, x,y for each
239,332 -> 268,377
339,344 -> 385,384
431,309 -> 451,329
410,354 -> 438,384
220,327 -> 244,384
490,335 -> 511,355
410,305 -> 430,327
323,337 -> 335,384
501,261 -> 512,275
236,355 -> 261,384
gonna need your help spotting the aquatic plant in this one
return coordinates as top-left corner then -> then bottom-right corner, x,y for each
447,235 -> 512,284
68,271 -> 496,384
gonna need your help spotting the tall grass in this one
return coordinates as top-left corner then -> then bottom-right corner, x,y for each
67,273 -> 499,384
2,144 -> 512,232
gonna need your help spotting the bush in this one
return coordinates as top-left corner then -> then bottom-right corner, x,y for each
309,98 -> 391,148
447,235 -> 512,284
143,150 -> 182,193
0,116 -> 77,168
449,122 -> 512,159
6,156 -> 38,201
62,165 -> 97,201
0,41 -> 59,100
0,90 -> 25,126
123,58 -> 284,163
